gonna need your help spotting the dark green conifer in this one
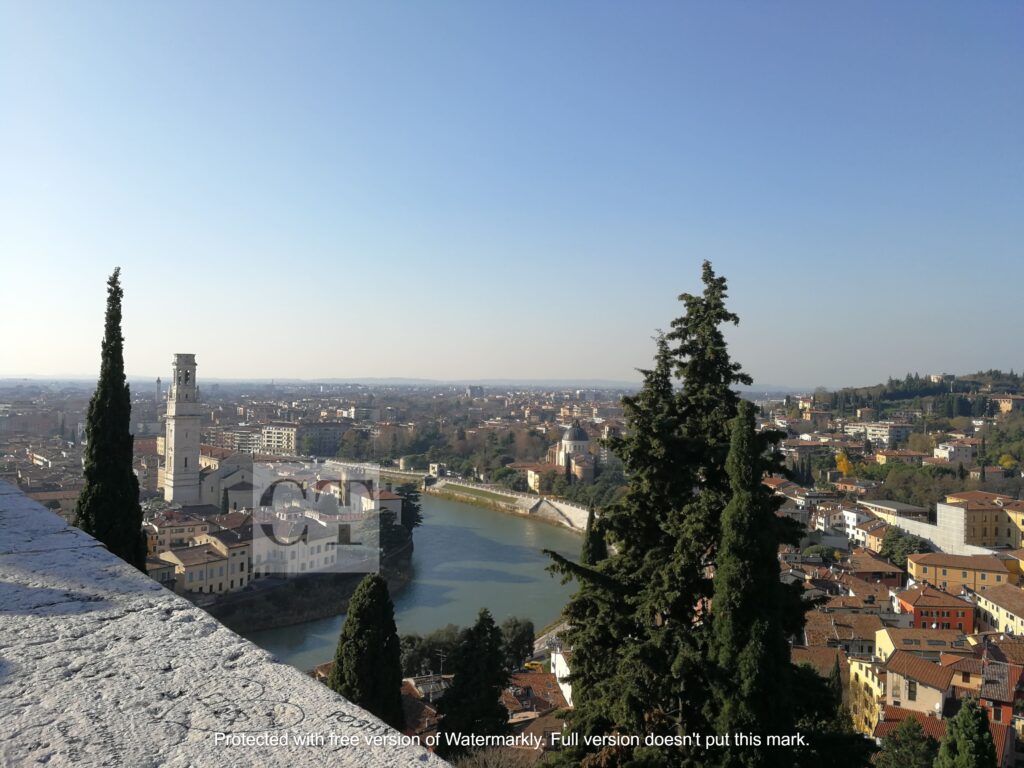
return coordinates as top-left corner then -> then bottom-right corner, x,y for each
544,263 -> 860,768
935,698 -> 997,768
436,609 -> 509,760
544,263 -> 753,765
579,505 -> 607,566
327,574 -> 404,730
708,400 -> 795,766
827,656 -> 843,713
74,268 -> 146,570
875,717 -> 938,768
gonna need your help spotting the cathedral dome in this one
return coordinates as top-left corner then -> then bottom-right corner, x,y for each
562,420 -> 589,443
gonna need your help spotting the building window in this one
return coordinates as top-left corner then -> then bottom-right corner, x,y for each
907,681 -> 917,701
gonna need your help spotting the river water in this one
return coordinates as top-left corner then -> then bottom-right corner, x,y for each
241,493 -> 583,672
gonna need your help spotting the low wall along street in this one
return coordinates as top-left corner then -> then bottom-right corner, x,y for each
0,480 -> 445,767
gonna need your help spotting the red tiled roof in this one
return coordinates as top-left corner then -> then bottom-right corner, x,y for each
804,612 -> 883,647
908,552 -> 1010,573
945,490 -> 1015,504
873,705 -> 945,742
791,646 -> 848,677
884,650 -> 955,691
897,584 -> 973,610
977,584 -> 1024,619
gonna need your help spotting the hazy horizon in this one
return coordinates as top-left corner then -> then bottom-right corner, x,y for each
2,3 -> 1021,389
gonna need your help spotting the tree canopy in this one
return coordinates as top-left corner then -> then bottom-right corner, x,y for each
542,263 -> 855,767
74,268 -> 146,571
935,698 -> 997,768
327,574 -> 405,730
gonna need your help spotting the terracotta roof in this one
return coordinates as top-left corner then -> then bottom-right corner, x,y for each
884,650 -> 955,690
980,636 -> 1024,665
804,612 -> 883,647
502,672 -> 568,715
880,628 -> 969,652
977,584 -> 1024,619
847,549 -> 904,576
897,584 -> 973,610
791,646 -> 848,677
149,514 -> 208,530
160,544 -> 226,567
199,445 -> 233,459
873,705 -> 945,742
942,655 -> 984,674
875,701 -> 1017,764
908,552 -> 1011,573
856,518 -> 888,533
945,490 -> 1015,504
209,511 -> 252,530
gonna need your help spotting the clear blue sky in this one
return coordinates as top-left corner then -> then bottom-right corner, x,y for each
1,2 -> 1021,388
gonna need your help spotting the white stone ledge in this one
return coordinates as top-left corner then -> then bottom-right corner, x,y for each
0,481 -> 446,767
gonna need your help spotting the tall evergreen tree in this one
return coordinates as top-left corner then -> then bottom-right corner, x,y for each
544,263 -> 758,766
396,482 -> 423,532
436,609 -> 510,760
579,505 -> 607,566
935,698 -> 997,768
708,400 -> 796,766
327,574 -> 404,730
827,656 -> 843,714
500,616 -> 535,673
74,268 -> 146,570
544,263 -> 856,768
875,717 -> 938,768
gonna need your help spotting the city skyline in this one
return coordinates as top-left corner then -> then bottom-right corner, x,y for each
2,2 -> 1022,388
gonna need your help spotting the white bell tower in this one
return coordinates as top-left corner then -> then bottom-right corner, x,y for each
164,353 -> 201,503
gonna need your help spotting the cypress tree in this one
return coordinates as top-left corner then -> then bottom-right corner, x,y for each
579,505 -> 607,566
436,608 -> 509,760
827,656 -> 843,713
708,400 -> 795,767
875,717 -> 938,768
74,268 -> 146,571
327,573 -> 404,730
935,698 -> 997,768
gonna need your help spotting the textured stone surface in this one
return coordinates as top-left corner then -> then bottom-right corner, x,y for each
0,481 -> 444,767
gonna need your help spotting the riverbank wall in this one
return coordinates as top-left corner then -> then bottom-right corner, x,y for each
423,480 -> 590,533
203,544 -> 413,634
